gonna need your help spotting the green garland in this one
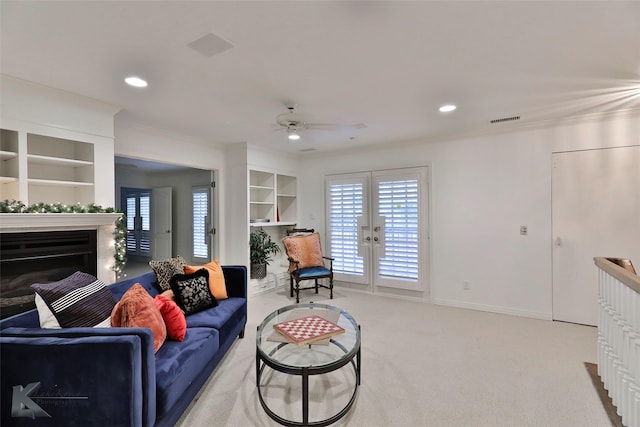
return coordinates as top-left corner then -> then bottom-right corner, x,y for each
1,199 -> 128,278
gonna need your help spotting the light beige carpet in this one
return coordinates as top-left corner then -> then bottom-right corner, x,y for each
177,287 -> 614,427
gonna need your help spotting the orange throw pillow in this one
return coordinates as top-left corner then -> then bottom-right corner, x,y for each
111,284 -> 167,353
283,233 -> 324,273
183,259 -> 228,300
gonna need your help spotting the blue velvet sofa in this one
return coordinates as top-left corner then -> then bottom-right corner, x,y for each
0,265 -> 247,427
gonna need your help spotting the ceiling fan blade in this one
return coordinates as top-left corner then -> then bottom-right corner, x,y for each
304,122 -> 367,131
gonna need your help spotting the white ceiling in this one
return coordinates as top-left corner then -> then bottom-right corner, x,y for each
2,1 -> 639,154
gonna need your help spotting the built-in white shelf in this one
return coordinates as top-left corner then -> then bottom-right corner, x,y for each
27,154 -> 93,167
250,221 -> 296,227
28,178 -> 94,187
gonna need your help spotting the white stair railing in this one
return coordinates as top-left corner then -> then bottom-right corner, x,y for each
595,257 -> 640,427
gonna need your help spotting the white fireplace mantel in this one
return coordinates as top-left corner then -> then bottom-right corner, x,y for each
0,213 -> 122,232
0,213 -> 123,284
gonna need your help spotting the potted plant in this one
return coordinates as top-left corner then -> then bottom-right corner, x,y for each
249,229 -> 281,279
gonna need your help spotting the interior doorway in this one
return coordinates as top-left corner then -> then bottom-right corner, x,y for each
115,156 -> 217,275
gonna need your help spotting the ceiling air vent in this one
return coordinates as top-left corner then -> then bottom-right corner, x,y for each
490,115 -> 520,124
299,148 -> 316,152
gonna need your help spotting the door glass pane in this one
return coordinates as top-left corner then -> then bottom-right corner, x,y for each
126,196 -> 137,252
139,194 -> 151,255
377,179 -> 419,280
193,187 -> 209,259
328,182 -> 364,275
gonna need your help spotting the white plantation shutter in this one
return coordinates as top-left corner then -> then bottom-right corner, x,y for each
123,190 -> 151,256
377,179 -> 419,280
328,182 -> 364,275
139,194 -> 151,254
193,187 -> 209,259
126,196 -> 136,252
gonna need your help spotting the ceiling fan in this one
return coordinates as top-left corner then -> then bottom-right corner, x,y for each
275,104 -> 366,141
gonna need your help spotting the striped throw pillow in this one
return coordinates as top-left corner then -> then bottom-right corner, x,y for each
31,271 -> 116,328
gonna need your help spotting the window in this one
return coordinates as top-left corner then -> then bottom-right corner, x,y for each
377,179 -> 419,280
192,186 -> 209,259
122,188 -> 151,256
328,182 -> 365,276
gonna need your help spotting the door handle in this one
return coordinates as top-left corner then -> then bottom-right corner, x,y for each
365,236 -> 371,242
374,236 -> 379,242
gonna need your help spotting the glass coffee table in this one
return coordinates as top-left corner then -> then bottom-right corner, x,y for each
256,303 -> 361,427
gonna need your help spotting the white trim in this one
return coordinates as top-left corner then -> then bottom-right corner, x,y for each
432,298 -> 552,321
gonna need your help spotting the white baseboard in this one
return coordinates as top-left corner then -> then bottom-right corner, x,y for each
431,298 -> 552,321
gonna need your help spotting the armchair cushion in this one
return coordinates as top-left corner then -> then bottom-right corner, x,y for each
296,266 -> 332,279
283,233 -> 325,273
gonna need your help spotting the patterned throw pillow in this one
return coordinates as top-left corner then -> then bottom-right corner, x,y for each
283,233 -> 325,273
183,259 -> 228,300
31,271 -> 116,328
170,269 -> 218,316
149,255 -> 186,291
111,283 -> 167,353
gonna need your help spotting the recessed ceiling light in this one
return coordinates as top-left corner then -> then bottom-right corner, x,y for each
125,76 -> 148,88
439,104 -> 456,113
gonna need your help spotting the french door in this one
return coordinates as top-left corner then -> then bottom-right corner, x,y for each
325,167 -> 429,293
122,188 -> 151,257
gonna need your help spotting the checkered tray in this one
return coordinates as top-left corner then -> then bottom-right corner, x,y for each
273,314 -> 345,345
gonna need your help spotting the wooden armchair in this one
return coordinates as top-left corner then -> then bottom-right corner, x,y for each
282,229 -> 334,303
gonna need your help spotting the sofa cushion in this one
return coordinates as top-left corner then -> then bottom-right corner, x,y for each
154,294 -> 187,341
154,327 -> 220,418
170,269 -> 217,316
111,284 -> 167,353
183,259 -> 229,300
185,297 -> 246,345
31,271 -> 116,328
149,256 -> 186,292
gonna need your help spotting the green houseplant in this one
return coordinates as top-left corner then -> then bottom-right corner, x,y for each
249,229 -> 281,279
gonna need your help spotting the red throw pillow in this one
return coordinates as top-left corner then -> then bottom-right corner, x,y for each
111,284 -> 167,353
154,294 -> 187,341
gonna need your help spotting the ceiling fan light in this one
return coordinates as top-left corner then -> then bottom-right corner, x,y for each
439,104 -> 456,113
288,132 -> 301,141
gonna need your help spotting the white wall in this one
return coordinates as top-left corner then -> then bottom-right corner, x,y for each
298,111 -> 640,319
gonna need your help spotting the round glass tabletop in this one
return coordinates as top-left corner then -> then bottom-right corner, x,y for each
256,303 -> 360,372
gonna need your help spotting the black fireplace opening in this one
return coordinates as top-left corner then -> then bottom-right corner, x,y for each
0,230 -> 98,319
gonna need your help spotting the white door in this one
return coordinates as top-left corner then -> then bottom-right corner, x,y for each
552,146 -> 640,325
152,187 -> 173,260
326,167 -> 429,293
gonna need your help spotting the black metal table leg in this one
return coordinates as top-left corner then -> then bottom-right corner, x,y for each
302,366 -> 309,426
